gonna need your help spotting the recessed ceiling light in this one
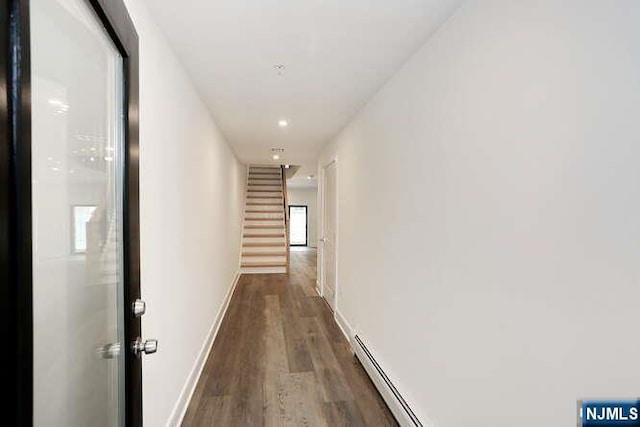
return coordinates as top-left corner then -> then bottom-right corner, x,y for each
272,154 -> 280,160
307,175 -> 313,180
278,119 -> 288,128
285,164 -> 290,169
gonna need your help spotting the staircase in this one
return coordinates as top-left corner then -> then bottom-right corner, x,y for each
240,165 -> 289,274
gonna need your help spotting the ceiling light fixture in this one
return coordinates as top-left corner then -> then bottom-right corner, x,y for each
285,164 -> 290,169
307,175 -> 313,180
278,119 -> 288,128
272,154 -> 280,160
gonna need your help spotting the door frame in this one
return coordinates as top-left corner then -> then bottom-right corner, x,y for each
320,159 -> 338,310
288,204 -> 308,247
0,0 -> 141,425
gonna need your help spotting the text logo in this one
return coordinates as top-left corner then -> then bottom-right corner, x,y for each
579,400 -> 640,426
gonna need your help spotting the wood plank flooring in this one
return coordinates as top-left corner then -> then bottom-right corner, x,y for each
182,247 -> 397,426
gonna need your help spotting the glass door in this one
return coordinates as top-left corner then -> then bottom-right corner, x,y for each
31,0 -> 125,424
1,0 -> 144,424
289,205 -> 308,246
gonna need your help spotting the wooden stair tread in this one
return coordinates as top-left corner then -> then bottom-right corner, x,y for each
245,217 -> 284,221
246,203 -> 282,206
243,233 -> 285,238
242,252 -> 287,257
248,183 -> 283,187
241,261 -> 286,267
247,196 -> 283,199
247,190 -> 283,193
243,242 -> 285,247
245,210 -> 284,213
244,225 -> 284,229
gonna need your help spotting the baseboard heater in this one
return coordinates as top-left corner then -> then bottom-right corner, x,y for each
353,335 -> 423,427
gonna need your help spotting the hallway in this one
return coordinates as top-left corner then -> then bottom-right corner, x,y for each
182,248 -> 396,426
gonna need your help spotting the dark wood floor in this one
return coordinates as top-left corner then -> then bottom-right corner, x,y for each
182,247 -> 397,426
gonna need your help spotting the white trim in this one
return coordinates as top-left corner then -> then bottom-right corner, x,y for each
352,335 -> 430,427
334,309 -> 353,349
166,270 -> 242,427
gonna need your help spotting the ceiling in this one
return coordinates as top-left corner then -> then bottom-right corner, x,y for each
143,0 -> 462,186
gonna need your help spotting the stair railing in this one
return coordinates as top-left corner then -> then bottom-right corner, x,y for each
281,165 -> 290,274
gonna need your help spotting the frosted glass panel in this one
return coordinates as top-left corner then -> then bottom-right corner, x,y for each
31,0 -> 125,425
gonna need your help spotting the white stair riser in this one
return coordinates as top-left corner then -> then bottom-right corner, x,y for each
248,181 -> 281,185
244,213 -> 284,219
247,186 -> 282,191
247,191 -> 282,197
244,213 -> 284,220
242,246 -> 287,253
244,221 -> 284,233
246,198 -> 283,204
243,232 -> 285,236
242,238 -> 286,245
245,206 -> 283,212
241,255 -> 286,263
249,173 -> 281,177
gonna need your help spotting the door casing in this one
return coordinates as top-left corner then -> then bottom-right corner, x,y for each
0,0 -> 142,425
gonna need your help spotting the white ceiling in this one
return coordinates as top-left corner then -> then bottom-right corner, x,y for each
143,0 -> 462,185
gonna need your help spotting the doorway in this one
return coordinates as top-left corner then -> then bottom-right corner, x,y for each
321,160 -> 337,312
288,205 -> 308,246
0,0 -> 145,425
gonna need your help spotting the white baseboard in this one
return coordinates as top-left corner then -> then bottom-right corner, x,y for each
352,335 -> 428,427
166,270 -> 241,427
334,309 -> 354,351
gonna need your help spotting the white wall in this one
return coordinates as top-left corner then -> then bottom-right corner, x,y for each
288,187 -> 318,247
123,0 -> 245,425
319,1 -> 640,426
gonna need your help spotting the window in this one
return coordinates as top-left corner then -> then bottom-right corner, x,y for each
72,205 -> 97,253
289,205 -> 308,246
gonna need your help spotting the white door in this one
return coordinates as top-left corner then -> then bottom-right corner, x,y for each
322,161 -> 337,311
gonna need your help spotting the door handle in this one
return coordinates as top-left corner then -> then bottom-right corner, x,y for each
132,337 -> 158,357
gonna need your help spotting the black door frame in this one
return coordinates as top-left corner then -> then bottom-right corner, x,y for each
0,0 -> 141,425
288,205 -> 308,247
